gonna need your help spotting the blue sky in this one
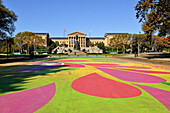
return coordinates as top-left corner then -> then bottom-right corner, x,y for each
3,0 -> 143,37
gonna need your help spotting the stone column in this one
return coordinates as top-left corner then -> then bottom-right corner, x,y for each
73,37 -> 75,48
85,37 -> 86,47
80,37 -> 82,47
68,37 -> 70,47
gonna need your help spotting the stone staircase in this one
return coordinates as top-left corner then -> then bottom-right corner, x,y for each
68,50 -> 86,55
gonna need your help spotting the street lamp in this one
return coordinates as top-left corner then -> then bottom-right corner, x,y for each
138,32 -> 141,55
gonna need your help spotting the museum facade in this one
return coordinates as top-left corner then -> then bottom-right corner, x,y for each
35,31 -> 126,48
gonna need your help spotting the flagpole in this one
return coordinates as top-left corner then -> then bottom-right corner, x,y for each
89,29 -> 91,38
64,29 -> 65,37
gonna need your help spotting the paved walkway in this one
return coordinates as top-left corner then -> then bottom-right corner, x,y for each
114,54 -> 170,65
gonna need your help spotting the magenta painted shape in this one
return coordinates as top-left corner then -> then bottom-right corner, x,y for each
118,66 -> 151,69
0,83 -> 56,113
97,68 -> 166,83
134,84 -> 170,110
121,68 -> 170,74
26,60 -> 89,65
72,73 -> 142,98
84,63 -> 119,67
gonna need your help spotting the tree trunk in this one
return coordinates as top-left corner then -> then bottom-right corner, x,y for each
138,40 -> 140,55
130,43 -> 132,54
27,45 -> 29,54
123,45 -> 125,54
7,39 -> 8,59
117,46 -> 118,54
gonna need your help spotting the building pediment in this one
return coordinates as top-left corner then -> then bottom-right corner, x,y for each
68,31 -> 86,36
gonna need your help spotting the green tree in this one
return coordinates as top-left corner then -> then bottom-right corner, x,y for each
95,42 -> 106,53
49,42 -> 57,53
0,0 -> 17,57
135,0 -> 170,37
86,39 -> 91,47
0,0 -> 17,38
55,41 -> 59,46
0,38 -> 14,53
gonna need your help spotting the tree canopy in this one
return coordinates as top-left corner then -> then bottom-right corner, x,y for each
163,36 -> 170,49
0,0 -> 17,39
13,32 -> 45,54
135,0 -> 170,37
110,34 -> 131,54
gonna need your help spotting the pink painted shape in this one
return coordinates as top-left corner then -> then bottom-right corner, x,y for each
100,66 -> 151,69
0,83 -> 56,113
118,66 -> 151,69
134,84 -> 170,110
72,73 -> 142,98
84,63 -> 119,67
121,68 -> 170,74
97,68 -> 166,83
55,60 -> 89,62
26,60 -> 89,65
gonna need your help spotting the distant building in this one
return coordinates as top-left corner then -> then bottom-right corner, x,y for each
35,31 -> 127,48
104,33 -> 129,46
35,33 -> 50,47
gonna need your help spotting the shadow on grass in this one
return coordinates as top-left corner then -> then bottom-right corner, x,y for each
143,53 -> 170,58
0,64 -> 69,94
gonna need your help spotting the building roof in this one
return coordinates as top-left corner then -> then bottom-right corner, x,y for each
50,37 -> 68,39
50,37 -> 105,39
87,37 -> 105,39
68,31 -> 86,36
35,33 -> 48,35
105,33 -> 128,35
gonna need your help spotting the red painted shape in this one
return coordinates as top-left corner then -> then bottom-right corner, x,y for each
121,68 -> 170,74
0,83 -> 56,113
72,73 -> 142,98
134,84 -> 170,110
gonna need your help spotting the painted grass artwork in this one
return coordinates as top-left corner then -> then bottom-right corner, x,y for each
0,57 -> 170,113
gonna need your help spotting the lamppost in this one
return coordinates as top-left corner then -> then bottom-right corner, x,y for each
130,35 -> 132,54
138,32 -> 141,55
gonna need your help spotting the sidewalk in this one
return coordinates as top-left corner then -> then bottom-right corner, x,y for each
113,54 -> 170,66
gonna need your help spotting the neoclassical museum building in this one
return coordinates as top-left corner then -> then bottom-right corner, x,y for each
35,31 -> 125,48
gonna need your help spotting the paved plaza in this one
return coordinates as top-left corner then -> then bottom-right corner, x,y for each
0,57 -> 170,113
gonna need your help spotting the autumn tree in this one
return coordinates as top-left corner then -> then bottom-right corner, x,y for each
150,35 -> 163,51
13,32 -> 45,54
163,36 -> 170,51
135,0 -> 170,37
120,34 -> 131,54
13,33 -> 23,53
110,35 -> 122,53
132,34 -> 146,54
